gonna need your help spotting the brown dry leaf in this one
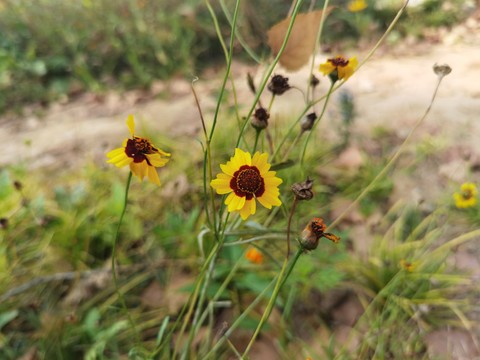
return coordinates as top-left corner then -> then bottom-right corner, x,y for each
267,9 -> 333,71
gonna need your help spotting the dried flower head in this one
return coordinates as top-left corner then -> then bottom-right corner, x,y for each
453,182 -> 477,208
246,248 -> 263,264
300,112 -> 317,132
319,55 -> 358,82
291,176 -> 314,201
268,74 -> 291,95
251,107 -> 270,130
210,149 -> 282,220
13,181 -> 23,191
106,115 -> 170,186
0,218 -> 9,230
433,63 -> 452,78
300,218 -> 340,250
310,75 -> 320,88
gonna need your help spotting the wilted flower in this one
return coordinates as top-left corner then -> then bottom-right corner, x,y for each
251,107 -> 270,130
246,248 -> 263,263
348,0 -> 367,12
319,55 -> 358,82
291,177 -> 314,201
300,113 -> 317,132
268,74 -> 291,95
433,63 -> 452,78
106,115 -> 170,186
300,218 -> 340,250
453,182 -> 477,208
210,148 -> 282,220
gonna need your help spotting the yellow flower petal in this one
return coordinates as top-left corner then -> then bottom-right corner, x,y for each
252,151 -> 270,173
210,178 -> 232,194
106,147 -> 126,158
147,165 -> 161,186
146,153 -> 169,167
319,62 -> 335,76
239,199 -> 256,220
228,194 -> 246,212
127,115 -> 135,137
220,163 -> 236,176
130,162 -> 148,181
114,156 -> 133,167
225,192 -> 236,206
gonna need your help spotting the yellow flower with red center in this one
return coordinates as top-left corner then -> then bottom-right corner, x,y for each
319,55 -> 358,82
106,115 -> 170,186
348,0 -> 367,12
453,182 -> 477,208
210,148 -> 282,220
246,248 -> 263,264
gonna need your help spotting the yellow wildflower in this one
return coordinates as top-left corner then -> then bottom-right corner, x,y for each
453,182 -> 477,208
106,115 -> 170,186
319,55 -> 358,82
210,148 -> 282,220
348,0 -> 367,12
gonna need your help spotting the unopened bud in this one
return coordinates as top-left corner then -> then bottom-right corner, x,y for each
310,75 -> 320,88
268,74 -> 291,95
291,176 -> 314,201
300,112 -> 317,132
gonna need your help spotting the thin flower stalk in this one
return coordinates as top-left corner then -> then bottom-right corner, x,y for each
272,1 -> 410,162
110,172 -> 141,345
236,0 -> 305,148
300,81 -> 335,166
330,65 -> 447,230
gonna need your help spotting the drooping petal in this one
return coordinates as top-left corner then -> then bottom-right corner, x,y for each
114,156 -> 134,167
147,165 -> 161,186
239,198 -> 256,220
106,147 -> 126,159
228,194 -> 246,212
146,153 -> 169,167
126,115 -> 136,137
130,161 -> 148,181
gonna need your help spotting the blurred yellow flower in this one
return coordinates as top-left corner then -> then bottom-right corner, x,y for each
246,248 -> 263,264
348,0 -> 367,12
319,55 -> 358,82
106,115 -> 170,186
399,260 -> 417,272
453,182 -> 477,208
210,148 -> 282,220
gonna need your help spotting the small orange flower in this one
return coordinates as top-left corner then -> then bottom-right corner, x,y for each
319,55 -> 358,82
399,260 -> 417,272
301,218 -> 340,250
246,248 -> 263,264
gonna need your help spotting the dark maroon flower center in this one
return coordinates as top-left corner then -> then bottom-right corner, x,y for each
328,56 -> 349,68
125,137 -> 157,164
311,218 -> 326,236
462,189 -> 474,200
230,165 -> 265,200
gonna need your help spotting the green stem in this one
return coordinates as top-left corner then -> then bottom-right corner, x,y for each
235,0 -> 305,148
241,246 -> 304,359
253,129 -> 261,153
300,81 -> 335,167
329,73 -> 444,230
111,172 -> 141,344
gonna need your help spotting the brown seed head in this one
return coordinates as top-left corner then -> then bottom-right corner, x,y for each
300,112 -> 317,132
251,107 -> 270,130
310,75 -> 320,88
268,74 -> 291,95
0,218 -> 8,230
433,63 -> 452,78
291,176 -> 314,201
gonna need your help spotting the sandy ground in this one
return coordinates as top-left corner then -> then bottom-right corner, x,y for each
1,19 -> 480,359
